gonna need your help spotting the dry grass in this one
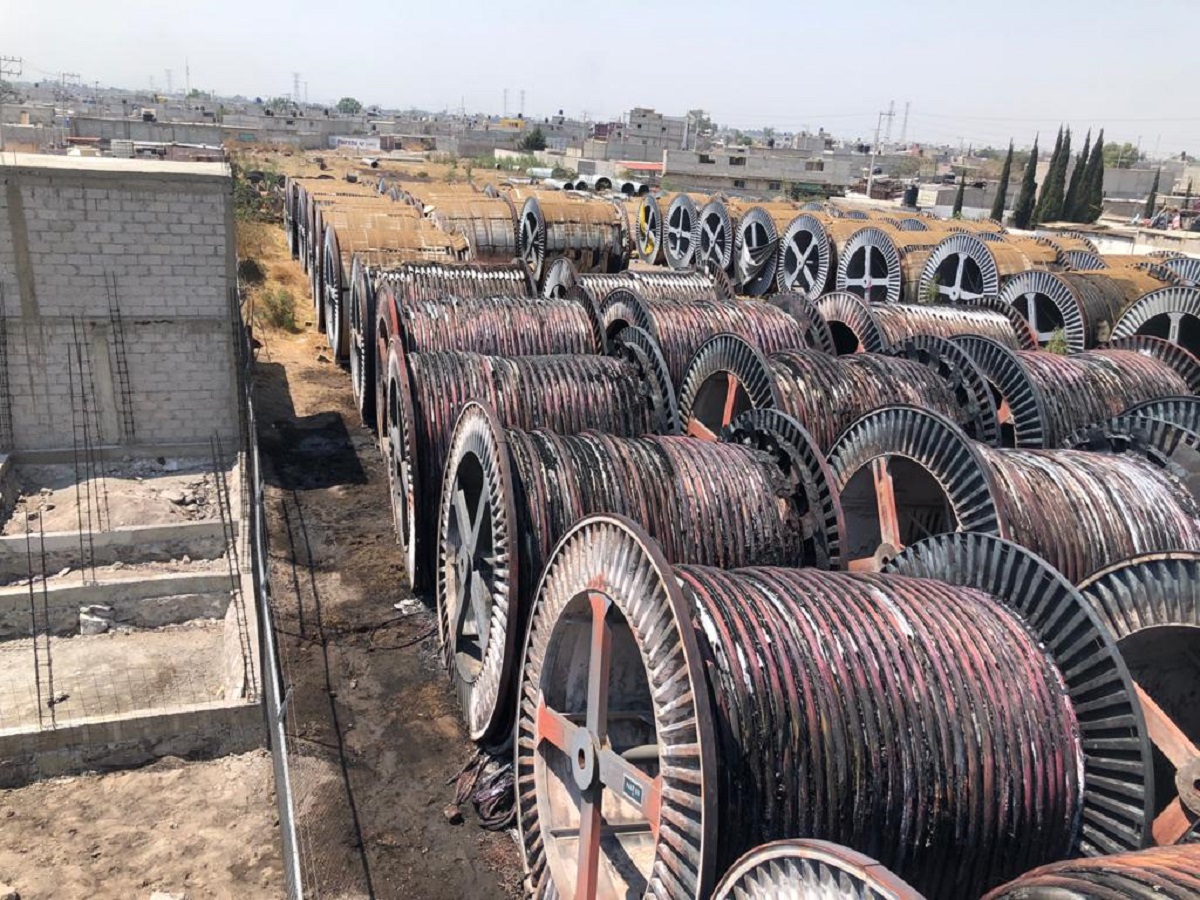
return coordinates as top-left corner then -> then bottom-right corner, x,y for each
236,220 -> 278,261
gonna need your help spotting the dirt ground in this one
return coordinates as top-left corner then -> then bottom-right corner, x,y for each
0,751 -> 283,899
250,216 -> 523,897
3,459 -> 222,535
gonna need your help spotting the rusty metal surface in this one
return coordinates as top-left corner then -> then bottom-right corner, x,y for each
517,196 -> 627,282
435,401 -> 837,741
952,335 -> 1195,448
1000,269 -> 1173,351
600,287 -> 812,387
712,840 -> 926,900
388,328 -> 678,589
516,518 -> 1130,900
816,291 -> 1027,353
1111,286 -> 1200,359
828,405 -> 1200,584
561,269 -> 722,306
677,546 -> 1080,896
983,845 -> 1200,898
835,226 -> 938,304
680,335 -> 993,450
425,196 -> 519,262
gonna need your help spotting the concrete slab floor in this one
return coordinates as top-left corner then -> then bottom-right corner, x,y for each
0,621 -> 227,731
1,458 -> 231,535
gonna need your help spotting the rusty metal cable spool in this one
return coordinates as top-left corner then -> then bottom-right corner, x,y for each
435,401 -> 839,741
1000,269 -> 1176,351
1038,232 -> 1100,260
541,256 -> 579,299
952,334 -> 1197,448
733,204 -> 803,296
1078,552 -> 1200,844
828,404 -> 1200,581
836,226 -> 937,304
776,214 -> 835,298
982,845 -> 1200,898
516,519 -> 1146,899
919,232 -> 1039,303
385,327 -> 679,590
695,199 -> 738,274
712,840 -> 926,900
1111,286 -> 1200,358
664,193 -> 708,270
943,216 -> 1008,235
517,196 -> 626,284
1123,395 -> 1200,433
635,193 -> 666,264
1066,414 -> 1200,501
321,214 -> 439,360
766,292 -> 836,356
599,287 -> 814,387
558,269 -> 723,306
366,260 -> 538,432
679,333 -> 996,449
425,196 -> 519,263
1162,256 -> 1200,287
1064,248 -> 1108,271
816,291 -> 1031,354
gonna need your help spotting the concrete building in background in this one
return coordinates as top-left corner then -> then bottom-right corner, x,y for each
664,145 -> 857,196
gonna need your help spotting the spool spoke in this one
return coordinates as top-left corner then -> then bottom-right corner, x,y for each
722,378 -> 741,428
686,417 -> 718,441
597,748 -> 661,834
586,592 -> 613,739
1134,683 -> 1196,769
535,695 -> 578,754
874,457 -> 902,551
576,795 -> 602,900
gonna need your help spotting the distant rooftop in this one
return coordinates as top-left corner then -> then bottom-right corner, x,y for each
0,151 -> 229,179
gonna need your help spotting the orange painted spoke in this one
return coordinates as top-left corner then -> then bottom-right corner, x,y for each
721,378 -> 740,428
586,593 -> 613,739
873,458 -> 902,550
576,795 -> 602,900
686,417 -> 718,442
598,748 -> 662,837
536,697 -> 577,754
1152,797 -> 1196,845
1135,683 -> 1198,769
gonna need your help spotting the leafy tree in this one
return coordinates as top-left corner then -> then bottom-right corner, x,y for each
1103,141 -> 1140,169
952,172 -> 967,217
1011,135 -> 1039,229
1034,126 -> 1064,225
1083,129 -> 1106,222
1063,130 -> 1091,221
336,97 -> 363,114
519,127 -> 547,151
187,88 -> 205,99
990,140 -> 1015,221
1143,168 -> 1161,219
0,80 -> 17,102
264,96 -> 292,112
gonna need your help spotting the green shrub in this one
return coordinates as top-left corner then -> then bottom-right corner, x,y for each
258,286 -> 298,332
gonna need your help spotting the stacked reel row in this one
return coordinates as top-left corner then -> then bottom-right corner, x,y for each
284,172 -> 1200,898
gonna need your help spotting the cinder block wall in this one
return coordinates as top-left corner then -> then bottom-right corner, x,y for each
0,154 -> 239,453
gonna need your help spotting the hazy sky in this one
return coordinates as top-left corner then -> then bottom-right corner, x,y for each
6,0 -> 1199,155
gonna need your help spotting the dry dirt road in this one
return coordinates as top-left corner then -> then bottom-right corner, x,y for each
252,223 -> 522,899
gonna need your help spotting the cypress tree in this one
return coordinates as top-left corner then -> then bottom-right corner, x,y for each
1143,167 -> 1161,219
1042,127 -> 1070,222
1083,128 -> 1106,222
1063,129 -> 1091,221
952,171 -> 967,217
1034,126 -> 1064,224
1012,136 -> 1039,229
990,140 -> 1014,221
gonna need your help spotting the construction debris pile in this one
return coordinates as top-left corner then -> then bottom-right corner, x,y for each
283,173 -> 1200,898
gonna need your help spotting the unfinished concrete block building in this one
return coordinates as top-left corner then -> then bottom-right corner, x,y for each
0,154 -> 260,784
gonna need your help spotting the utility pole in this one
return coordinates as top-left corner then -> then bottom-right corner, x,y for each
520,88 -> 525,118
899,101 -> 910,146
503,88 -> 508,118
0,56 -> 22,152
866,110 -> 884,200
185,59 -> 190,97
292,72 -> 301,105
884,99 -> 895,144
165,68 -> 173,97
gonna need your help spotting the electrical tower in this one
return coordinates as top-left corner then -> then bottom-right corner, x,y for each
0,56 -> 23,153
900,101 -> 910,146
520,89 -> 525,118
292,72 -> 301,105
